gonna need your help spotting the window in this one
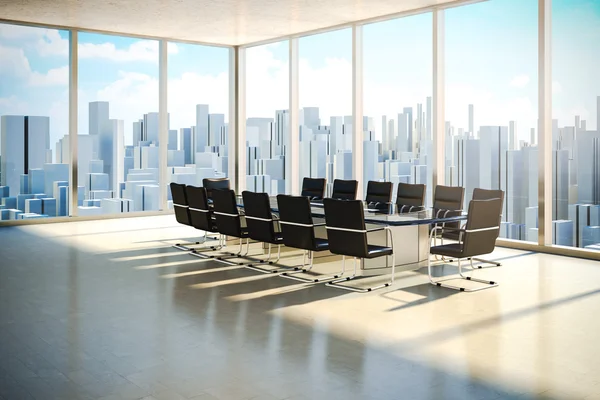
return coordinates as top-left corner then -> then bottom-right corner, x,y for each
299,29 -> 352,194
552,0 -> 600,250
363,14 -> 433,202
245,42 -> 289,195
0,23 -> 70,220
445,0 -> 538,242
168,42 -> 229,201
77,33 -> 159,215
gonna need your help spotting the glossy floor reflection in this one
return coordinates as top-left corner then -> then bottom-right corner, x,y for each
1,216 -> 600,400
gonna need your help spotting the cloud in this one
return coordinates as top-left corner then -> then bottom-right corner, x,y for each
0,24 -> 68,57
78,40 -> 178,63
29,66 -> 69,86
36,29 -> 69,57
510,74 -> 530,88
0,44 -> 31,79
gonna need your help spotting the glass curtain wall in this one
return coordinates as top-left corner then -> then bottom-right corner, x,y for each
245,42 -> 289,195
363,14 -> 433,203
77,33 -> 159,216
167,42 -> 229,203
445,0 -> 538,242
299,29 -> 352,195
551,0 -> 600,251
0,23 -> 70,221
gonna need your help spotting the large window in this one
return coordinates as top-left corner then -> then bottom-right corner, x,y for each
552,0 -> 600,250
77,33 -> 159,216
0,23 -> 70,220
445,0 -> 538,242
299,29 -> 352,195
245,42 -> 289,195
363,14 -> 433,202
168,42 -> 229,203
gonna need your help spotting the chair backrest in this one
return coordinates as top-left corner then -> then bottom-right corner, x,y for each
300,178 -> 326,200
433,185 -> 465,213
331,179 -> 358,200
323,198 -> 368,258
202,178 -> 230,201
212,188 -> 243,238
472,188 -> 505,238
277,194 -> 318,251
242,191 -> 278,244
170,182 -> 191,226
186,185 -> 215,232
365,181 -> 393,204
396,183 -> 426,212
462,198 -> 503,257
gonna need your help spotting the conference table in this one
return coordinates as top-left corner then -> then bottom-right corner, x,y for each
237,196 -> 467,276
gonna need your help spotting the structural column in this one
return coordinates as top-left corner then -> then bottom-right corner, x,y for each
352,25 -> 364,198
432,9 -> 446,189
538,0 -> 553,246
158,40 -> 168,211
69,30 -> 78,217
289,39 -> 300,195
230,46 -> 246,193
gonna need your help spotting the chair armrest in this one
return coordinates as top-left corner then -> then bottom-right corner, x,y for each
429,226 -> 466,245
313,222 -> 326,227
367,227 -> 385,233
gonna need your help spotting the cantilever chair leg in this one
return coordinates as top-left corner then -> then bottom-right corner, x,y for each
325,254 -> 395,293
280,251 -> 344,283
470,257 -> 502,268
245,244 -> 296,274
428,257 -> 498,292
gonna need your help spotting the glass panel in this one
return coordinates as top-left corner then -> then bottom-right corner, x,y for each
167,42 -> 229,202
299,29 -> 352,195
445,0 -> 538,242
0,23 -> 70,221
552,0 -> 600,250
245,42 -> 289,195
77,33 -> 159,215
363,14 -> 433,204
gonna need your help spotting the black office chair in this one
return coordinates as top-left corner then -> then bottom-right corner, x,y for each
186,185 -> 221,259
396,183 -> 426,213
323,198 -> 395,292
331,179 -> 358,200
365,181 -> 393,210
203,178 -> 230,202
211,188 -> 251,266
242,191 -> 291,273
277,195 -> 340,283
428,198 -> 502,292
432,185 -> 465,243
170,182 -> 202,251
470,188 -> 505,268
301,178 -> 326,201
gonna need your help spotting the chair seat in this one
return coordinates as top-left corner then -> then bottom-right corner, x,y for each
313,238 -> 329,251
430,243 -> 463,257
364,244 -> 393,258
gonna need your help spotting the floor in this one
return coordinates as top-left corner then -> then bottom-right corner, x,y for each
1,216 -> 600,400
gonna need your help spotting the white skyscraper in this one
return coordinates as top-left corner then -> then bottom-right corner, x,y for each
0,115 -> 49,196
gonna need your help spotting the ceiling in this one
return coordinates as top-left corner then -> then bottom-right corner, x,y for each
0,0 -> 475,46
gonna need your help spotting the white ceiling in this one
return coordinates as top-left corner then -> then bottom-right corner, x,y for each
0,0 -> 473,46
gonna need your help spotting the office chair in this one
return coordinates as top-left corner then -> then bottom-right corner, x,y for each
331,179 -> 358,200
432,185 -> 465,243
170,182 -> 203,251
186,185 -> 221,259
211,188 -> 252,266
202,178 -> 230,202
323,198 -> 396,292
365,181 -> 393,210
396,183 -> 426,213
301,178 -> 326,201
277,195 -> 339,283
242,191 -> 292,273
428,198 -> 502,292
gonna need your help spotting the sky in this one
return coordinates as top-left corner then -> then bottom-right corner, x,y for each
1,0 -> 600,150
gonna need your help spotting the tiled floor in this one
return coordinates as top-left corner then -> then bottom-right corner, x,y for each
1,216 -> 600,400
